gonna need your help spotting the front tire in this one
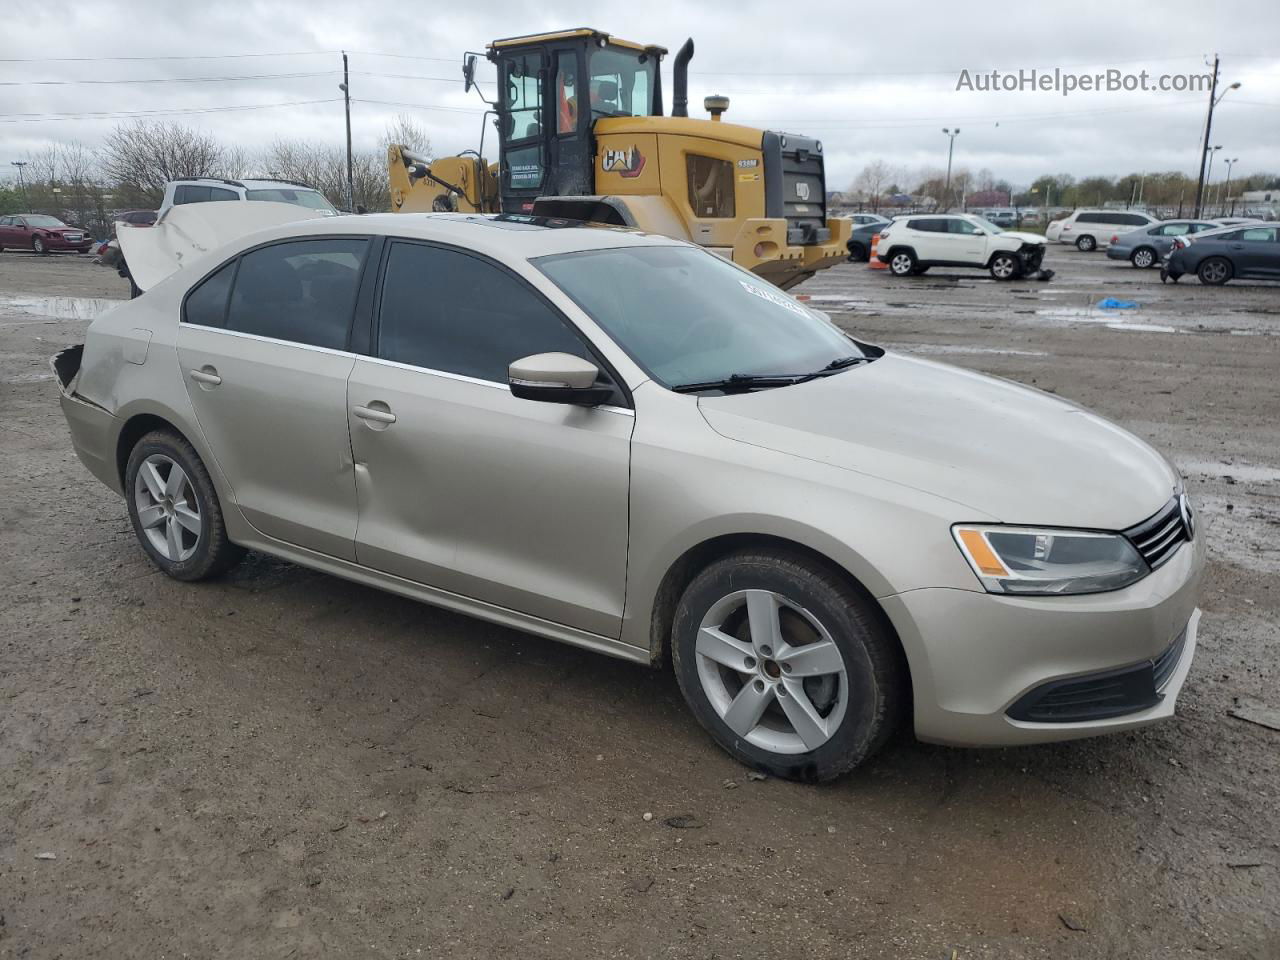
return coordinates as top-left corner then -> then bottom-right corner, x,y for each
32,236 -> 48,255
1131,247 -> 1157,269
847,242 -> 867,262
1197,257 -> 1232,285
888,249 -> 917,277
671,551 -> 905,782
125,430 -> 245,581
989,252 -> 1020,280
1075,235 -> 1097,252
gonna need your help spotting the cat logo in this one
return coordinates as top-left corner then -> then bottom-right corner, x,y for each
602,145 -> 646,179
795,182 -> 811,201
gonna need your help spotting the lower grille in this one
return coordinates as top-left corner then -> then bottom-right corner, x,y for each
1007,625 -> 1189,723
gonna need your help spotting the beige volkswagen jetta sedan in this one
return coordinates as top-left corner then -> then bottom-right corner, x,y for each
54,213 -> 1204,781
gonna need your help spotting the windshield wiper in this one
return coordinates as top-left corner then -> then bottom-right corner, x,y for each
671,373 -> 807,394
819,355 -> 867,372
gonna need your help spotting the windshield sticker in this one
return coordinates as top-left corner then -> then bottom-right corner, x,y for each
738,280 -> 814,319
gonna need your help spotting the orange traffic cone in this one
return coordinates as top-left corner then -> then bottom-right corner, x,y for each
868,233 -> 886,270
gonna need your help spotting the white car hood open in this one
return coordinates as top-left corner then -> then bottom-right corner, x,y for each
119,202 -> 328,291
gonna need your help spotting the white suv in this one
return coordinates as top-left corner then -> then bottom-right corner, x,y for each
1046,209 -> 1158,251
875,213 -> 1047,280
157,178 -> 340,219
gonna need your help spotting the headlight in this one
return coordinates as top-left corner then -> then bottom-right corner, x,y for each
952,525 -> 1148,596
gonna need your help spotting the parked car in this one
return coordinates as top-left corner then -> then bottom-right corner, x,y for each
53,213 -> 1203,782
1105,220 -> 1219,268
981,208 -> 1017,228
157,177 -> 340,219
0,214 -> 93,254
875,213 -> 1047,279
1046,210 -> 1159,251
847,213 -> 891,228
1208,217 -> 1261,228
846,219 -> 891,262
1163,223 -> 1280,285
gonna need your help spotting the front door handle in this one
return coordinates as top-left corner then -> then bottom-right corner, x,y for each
189,367 -> 221,387
353,403 -> 397,426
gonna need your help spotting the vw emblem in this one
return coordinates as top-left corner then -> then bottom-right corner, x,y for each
1178,493 -> 1195,540
795,182 -> 810,200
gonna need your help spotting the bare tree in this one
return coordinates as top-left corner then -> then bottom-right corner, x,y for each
104,120 -> 225,207
851,160 -> 895,213
383,114 -> 434,159
263,139 -> 390,212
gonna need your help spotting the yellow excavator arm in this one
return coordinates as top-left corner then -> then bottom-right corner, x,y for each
387,145 -> 498,214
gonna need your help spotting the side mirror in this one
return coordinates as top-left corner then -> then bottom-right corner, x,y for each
463,54 -> 477,93
509,353 -> 613,406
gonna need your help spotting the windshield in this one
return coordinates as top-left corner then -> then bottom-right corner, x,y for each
968,215 -> 1004,233
536,245 -> 864,389
24,215 -> 67,228
587,46 -> 656,118
245,189 -> 338,214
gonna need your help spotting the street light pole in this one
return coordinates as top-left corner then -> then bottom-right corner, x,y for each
340,52 -> 354,213
10,160 -> 29,212
1205,145 -> 1222,214
1222,157 -> 1239,216
942,128 -> 960,212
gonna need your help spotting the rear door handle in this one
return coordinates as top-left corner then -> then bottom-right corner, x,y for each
352,403 -> 396,425
189,367 -> 221,386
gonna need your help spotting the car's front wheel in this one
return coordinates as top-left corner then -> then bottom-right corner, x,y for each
1197,256 -> 1232,285
888,249 -> 917,276
847,242 -> 867,262
989,252 -> 1020,280
671,551 -> 905,782
32,236 -> 48,255
1075,235 -> 1097,252
1131,247 -> 1157,269
125,430 -> 245,581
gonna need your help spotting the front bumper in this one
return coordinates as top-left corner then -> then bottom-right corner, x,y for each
42,235 -> 92,251
880,529 -> 1206,747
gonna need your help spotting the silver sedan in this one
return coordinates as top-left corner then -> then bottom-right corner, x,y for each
54,213 -> 1204,781
1105,219 -> 1220,268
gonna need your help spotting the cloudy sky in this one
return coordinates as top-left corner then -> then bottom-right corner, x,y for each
3,0 -> 1278,191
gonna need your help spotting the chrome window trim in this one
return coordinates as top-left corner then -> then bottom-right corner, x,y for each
182,323 -> 356,358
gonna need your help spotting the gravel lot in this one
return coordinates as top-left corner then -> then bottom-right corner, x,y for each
1,245 -> 1277,959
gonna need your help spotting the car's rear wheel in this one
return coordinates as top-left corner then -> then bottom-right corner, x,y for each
888,250 -> 917,276
1075,235 -> 1097,252
671,551 -> 905,782
989,252 -> 1020,280
1131,247 -> 1157,269
1197,256 -> 1232,285
125,431 -> 245,581
32,236 -> 48,255
847,242 -> 867,262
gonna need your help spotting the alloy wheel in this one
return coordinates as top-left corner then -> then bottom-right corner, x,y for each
1133,248 -> 1155,269
695,589 -> 849,754
133,453 -> 201,562
1200,259 -> 1229,283
991,255 -> 1016,279
890,253 -> 913,275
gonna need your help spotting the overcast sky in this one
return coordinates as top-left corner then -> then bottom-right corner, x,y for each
3,0 -> 1278,191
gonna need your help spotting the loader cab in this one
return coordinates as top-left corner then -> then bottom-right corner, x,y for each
486,29 -> 666,214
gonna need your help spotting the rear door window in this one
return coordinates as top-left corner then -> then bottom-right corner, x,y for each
224,238 -> 368,350
376,241 -> 592,382
1240,227 -> 1277,242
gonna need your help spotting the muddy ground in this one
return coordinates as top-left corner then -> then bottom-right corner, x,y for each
1,246 -> 1277,959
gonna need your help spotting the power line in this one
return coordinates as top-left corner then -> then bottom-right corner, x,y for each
0,50 -> 339,64
0,71 -> 333,87
352,98 -> 483,114
352,71 -> 464,83
0,98 -> 343,123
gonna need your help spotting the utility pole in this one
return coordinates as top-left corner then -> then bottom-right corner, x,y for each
10,160 -> 29,211
340,52 -> 354,213
942,128 -> 960,212
1193,55 -> 1219,218
1205,145 -> 1222,214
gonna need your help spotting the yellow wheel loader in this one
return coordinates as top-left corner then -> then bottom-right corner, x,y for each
387,28 -> 850,290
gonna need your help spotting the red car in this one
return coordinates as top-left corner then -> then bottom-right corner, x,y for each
0,214 -> 93,254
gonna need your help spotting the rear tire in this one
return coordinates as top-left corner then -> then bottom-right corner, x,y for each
1075,235 -> 1097,252
124,430 -> 245,581
1131,247 -> 1157,269
888,249 -> 917,276
671,550 -> 905,782
1197,257 -> 1232,285
847,242 -> 867,262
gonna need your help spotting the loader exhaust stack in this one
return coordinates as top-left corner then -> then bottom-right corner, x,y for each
672,38 -> 694,117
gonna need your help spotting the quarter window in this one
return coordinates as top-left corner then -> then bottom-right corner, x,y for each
377,242 -> 592,383
1240,227 -> 1277,242
183,260 -> 236,328
687,155 -> 735,218
224,239 -> 367,349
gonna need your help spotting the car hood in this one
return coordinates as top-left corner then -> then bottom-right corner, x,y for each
697,353 -> 1177,529
998,231 -> 1047,245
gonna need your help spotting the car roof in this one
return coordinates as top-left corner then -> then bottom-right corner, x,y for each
229,213 -> 687,260
238,180 -> 323,191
